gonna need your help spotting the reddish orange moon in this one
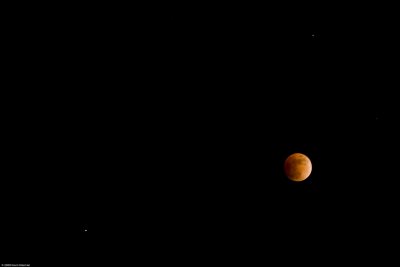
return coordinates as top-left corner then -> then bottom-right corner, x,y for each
284,153 -> 312,182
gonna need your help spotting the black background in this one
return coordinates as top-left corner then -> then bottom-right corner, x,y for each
1,4 -> 98,264
144,3 -> 400,263
1,2 -> 399,265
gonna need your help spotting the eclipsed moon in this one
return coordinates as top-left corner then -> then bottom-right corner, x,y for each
284,153 -> 312,182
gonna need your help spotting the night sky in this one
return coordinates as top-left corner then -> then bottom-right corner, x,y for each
2,3 -> 399,265
1,6 -> 94,264
148,4 -> 399,263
